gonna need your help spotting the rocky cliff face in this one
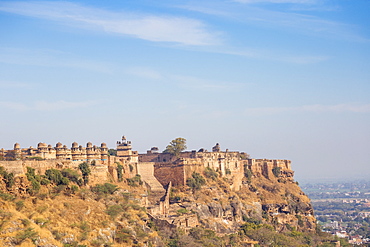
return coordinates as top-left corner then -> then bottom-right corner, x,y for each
0,157 -> 318,246
157,164 -> 316,235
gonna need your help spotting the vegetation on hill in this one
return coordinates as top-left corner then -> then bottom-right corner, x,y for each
0,163 -> 349,246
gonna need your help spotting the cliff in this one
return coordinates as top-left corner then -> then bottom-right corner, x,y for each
0,147 -> 328,246
150,160 -> 316,235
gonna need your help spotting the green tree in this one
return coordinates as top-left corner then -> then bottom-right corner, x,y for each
78,162 -> 91,185
108,149 -> 117,156
45,169 -> 64,185
116,163 -> 124,182
61,168 -> 80,184
163,137 -> 187,156
0,167 -> 15,189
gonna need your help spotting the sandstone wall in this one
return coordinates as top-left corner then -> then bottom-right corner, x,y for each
154,163 -> 185,187
0,160 -> 110,185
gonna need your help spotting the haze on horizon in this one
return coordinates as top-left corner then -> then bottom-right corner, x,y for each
0,0 -> 369,183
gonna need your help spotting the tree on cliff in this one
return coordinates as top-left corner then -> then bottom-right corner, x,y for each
163,137 -> 187,156
79,162 -> 91,185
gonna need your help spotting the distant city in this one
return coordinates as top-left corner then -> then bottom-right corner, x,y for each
302,180 -> 370,245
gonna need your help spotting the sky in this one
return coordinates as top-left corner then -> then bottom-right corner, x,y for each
0,0 -> 369,182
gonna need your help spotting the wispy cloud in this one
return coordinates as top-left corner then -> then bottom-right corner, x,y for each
122,66 -> 242,91
214,48 -> 329,64
244,103 -> 370,115
0,100 -> 97,111
0,1 -> 219,46
179,2 -> 367,42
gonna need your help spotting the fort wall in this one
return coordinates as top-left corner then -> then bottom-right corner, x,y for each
154,163 -> 186,187
0,138 -> 294,190
0,159 -> 111,185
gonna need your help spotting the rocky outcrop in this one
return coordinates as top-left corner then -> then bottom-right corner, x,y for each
153,162 -> 316,234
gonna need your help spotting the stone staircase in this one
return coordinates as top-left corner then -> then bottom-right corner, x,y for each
137,162 -> 165,204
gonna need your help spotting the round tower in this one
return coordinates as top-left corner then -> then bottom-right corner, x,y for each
71,142 -> 79,161
100,142 -> 108,160
14,143 -> 20,150
86,142 -> 94,161
13,143 -> 22,160
55,142 -> 63,159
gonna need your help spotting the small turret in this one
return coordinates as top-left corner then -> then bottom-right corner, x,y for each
100,143 -> 108,160
212,143 -> 221,152
14,143 -> 20,150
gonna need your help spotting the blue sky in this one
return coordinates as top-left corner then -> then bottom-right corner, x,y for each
0,0 -> 369,182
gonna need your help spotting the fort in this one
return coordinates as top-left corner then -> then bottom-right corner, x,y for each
0,136 -> 294,191
0,136 -> 314,234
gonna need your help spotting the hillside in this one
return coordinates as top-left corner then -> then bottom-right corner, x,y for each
0,158 -> 345,246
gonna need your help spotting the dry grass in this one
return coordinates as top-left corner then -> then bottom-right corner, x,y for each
0,180 -> 152,247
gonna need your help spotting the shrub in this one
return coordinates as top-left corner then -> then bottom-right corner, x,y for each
0,191 -> 14,201
115,227 -> 132,244
186,172 -> 206,191
35,218 -> 49,227
26,167 -> 37,181
44,169 -> 59,182
15,227 -> 38,244
116,163 -> 124,182
36,205 -> 48,213
79,221 -> 91,231
242,215 -> 261,225
128,164 -> 134,173
2,171 -> 15,189
272,167 -> 281,177
91,183 -> 118,195
106,204 -> 124,219
62,169 -> 80,184
0,166 -> 5,175
15,200 -> 25,211
71,185 -> 79,194
189,227 -> 218,244
29,179 -> 41,194
27,156 -> 44,161
37,193 -> 48,200
108,149 -> 117,156
40,178 -> 50,185
126,174 -> 142,187
45,169 -> 70,185
21,219 -> 30,227
204,167 -> 218,180
53,185 -> 67,194
244,167 -> 253,181
177,208 -> 189,216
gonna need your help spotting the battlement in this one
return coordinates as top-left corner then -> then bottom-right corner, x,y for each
0,138 -> 295,191
0,141 -> 108,161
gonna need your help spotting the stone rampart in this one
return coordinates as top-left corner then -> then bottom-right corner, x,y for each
154,163 -> 186,187
0,160 -> 110,185
246,159 -> 292,179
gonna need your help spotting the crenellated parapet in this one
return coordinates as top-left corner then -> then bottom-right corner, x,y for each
1,142 -> 109,161
139,142 -> 295,190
